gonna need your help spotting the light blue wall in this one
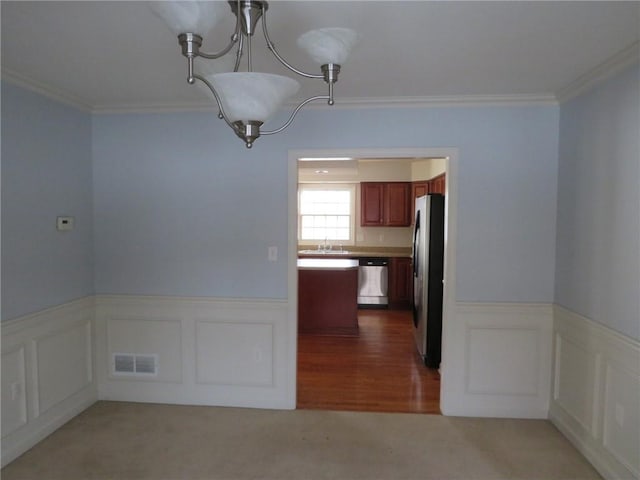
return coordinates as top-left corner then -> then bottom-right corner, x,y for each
93,104 -> 560,303
556,64 -> 640,340
1,82 -> 94,321
91,112 -> 290,298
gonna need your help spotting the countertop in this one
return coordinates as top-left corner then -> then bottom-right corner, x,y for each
297,258 -> 359,270
297,247 -> 412,259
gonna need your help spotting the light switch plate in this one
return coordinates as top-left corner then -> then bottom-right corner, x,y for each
56,216 -> 75,231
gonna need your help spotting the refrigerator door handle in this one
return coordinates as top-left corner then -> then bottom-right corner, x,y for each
412,210 -> 421,277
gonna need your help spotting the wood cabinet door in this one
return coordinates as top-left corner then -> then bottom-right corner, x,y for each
429,174 -> 446,195
411,181 -> 430,223
389,257 -> 413,309
412,181 -> 429,199
385,182 -> 411,226
360,182 -> 385,226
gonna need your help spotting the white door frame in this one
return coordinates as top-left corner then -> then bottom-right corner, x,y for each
286,147 -> 459,413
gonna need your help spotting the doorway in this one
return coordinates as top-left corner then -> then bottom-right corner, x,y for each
288,147 -> 459,414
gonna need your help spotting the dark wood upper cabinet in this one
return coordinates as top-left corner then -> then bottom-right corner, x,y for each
361,182 -> 411,227
412,181 -> 430,199
360,182 -> 385,226
410,175 -> 446,223
385,183 -> 412,226
429,174 -> 446,195
411,181 -> 430,222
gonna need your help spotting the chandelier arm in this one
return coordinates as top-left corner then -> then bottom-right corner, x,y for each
196,2 -> 242,60
191,74 -> 241,134
197,34 -> 240,60
261,10 -> 323,79
261,95 -> 330,136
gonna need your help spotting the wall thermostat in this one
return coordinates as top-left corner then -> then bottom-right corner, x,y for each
56,216 -> 75,231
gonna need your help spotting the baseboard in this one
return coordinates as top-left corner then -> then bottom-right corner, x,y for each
550,407 -> 625,480
95,295 -> 294,410
1,297 -> 98,467
440,302 -> 553,418
1,394 -> 97,468
550,305 -> 639,480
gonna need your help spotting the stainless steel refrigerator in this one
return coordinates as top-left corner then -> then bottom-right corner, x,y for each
412,194 -> 445,368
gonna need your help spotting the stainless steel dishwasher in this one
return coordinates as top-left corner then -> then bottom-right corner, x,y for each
357,257 -> 389,308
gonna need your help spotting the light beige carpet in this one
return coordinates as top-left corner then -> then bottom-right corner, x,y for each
2,401 -> 601,480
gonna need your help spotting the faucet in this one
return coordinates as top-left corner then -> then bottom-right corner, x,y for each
317,238 -> 332,253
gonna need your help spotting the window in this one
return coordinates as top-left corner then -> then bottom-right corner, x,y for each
298,185 -> 355,243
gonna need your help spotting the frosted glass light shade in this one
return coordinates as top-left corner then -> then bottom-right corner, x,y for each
194,55 -> 236,95
150,1 -> 227,36
297,28 -> 358,65
208,73 -> 300,123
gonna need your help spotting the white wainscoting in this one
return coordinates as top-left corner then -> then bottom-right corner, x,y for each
95,295 -> 293,410
1,297 -> 97,467
550,306 -> 640,480
441,302 -> 553,418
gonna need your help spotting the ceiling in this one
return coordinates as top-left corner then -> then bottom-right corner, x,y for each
2,1 -> 639,112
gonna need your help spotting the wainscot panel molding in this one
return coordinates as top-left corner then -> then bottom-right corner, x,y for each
550,305 -> 640,480
441,302 -> 553,418
1,297 -> 97,467
95,295 -> 292,410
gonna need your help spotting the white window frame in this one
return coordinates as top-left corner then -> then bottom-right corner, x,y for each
297,184 -> 356,247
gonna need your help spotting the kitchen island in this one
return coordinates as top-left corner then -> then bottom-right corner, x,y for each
298,258 -> 359,336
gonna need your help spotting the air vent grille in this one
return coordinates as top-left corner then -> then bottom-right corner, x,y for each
135,355 -> 156,374
114,354 -> 135,373
113,353 -> 158,376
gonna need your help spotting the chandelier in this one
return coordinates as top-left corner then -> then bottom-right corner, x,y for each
151,1 -> 358,148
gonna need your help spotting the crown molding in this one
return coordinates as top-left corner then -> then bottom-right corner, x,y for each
0,71 -> 557,114
8,41 -> 637,116
1,68 -> 93,112
556,41 -> 640,104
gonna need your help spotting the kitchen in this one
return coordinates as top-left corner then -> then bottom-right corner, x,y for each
296,157 -> 447,413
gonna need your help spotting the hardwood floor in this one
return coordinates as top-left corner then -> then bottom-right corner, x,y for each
297,309 -> 441,414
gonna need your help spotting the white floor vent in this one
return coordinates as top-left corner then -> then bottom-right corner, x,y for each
112,353 -> 158,376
